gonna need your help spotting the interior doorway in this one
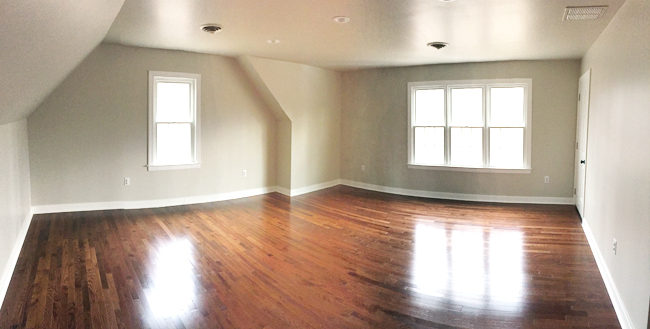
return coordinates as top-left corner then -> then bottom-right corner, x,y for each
574,69 -> 591,218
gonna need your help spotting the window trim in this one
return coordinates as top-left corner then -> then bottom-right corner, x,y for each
148,71 -> 201,171
407,79 -> 532,173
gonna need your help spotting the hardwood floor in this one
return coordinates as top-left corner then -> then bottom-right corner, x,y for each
0,186 -> 620,328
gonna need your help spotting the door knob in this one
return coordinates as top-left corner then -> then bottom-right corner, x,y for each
580,160 -> 586,164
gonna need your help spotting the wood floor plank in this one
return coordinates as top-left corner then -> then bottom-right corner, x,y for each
0,186 -> 620,328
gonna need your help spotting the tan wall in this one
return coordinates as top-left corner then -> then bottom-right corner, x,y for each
341,60 -> 580,198
276,120 -> 292,190
237,56 -> 292,191
0,120 -> 31,304
28,44 -> 277,206
581,0 -> 650,326
246,57 -> 341,190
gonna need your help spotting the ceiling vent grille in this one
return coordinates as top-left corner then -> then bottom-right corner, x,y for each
563,6 -> 608,21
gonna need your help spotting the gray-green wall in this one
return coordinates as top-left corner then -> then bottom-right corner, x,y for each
341,60 -> 580,199
29,44 -> 277,206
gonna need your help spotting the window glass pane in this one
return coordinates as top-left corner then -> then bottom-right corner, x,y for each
414,127 -> 444,165
451,88 -> 483,126
490,87 -> 524,127
415,89 -> 445,126
156,82 -> 191,122
451,127 -> 482,166
490,128 -> 523,168
156,123 -> 192,165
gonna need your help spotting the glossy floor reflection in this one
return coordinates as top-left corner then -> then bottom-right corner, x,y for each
146,238 -> 196,318
410,224 -> 526,313
0,186 -> 620,328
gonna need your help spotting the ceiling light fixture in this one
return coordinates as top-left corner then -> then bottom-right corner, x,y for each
333,16 -> 350,24
427,42 -> 448,50
439,0 -> 457,2
267,39 -> 280,44
200,24 -> 222,34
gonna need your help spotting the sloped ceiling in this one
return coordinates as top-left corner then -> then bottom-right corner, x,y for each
0,0 -> 125,125
104,0 -> 626,70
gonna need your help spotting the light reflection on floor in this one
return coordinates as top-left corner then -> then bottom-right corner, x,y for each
145,238 -> 197,318
411,223 -> 525,311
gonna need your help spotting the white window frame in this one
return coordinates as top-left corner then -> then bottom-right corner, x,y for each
407,79 -> 532,174
148,71 -> 201,171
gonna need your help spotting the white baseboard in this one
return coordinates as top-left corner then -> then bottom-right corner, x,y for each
31,180 -> 347,215
32,178 -> 573,215
32,186 -> 277,214
289,179 -> 342,197
340,179 -> 574,205
274,186 -> 291,196
582,220 -> 634,329
0,209 -> 34,310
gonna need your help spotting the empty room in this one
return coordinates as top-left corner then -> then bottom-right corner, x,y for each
0,0 -> 648,328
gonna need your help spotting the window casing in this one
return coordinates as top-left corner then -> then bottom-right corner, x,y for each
148,71 -> 201,171
408,79 -> 532,173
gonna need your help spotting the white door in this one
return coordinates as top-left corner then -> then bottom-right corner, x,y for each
574,70 -> 591,218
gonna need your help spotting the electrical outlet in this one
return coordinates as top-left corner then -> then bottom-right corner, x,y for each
612,238 -> 617,255
544,176 -> 550,184
242,170 -> 247,178
124,177 -> 130,186
361,165 -> 366,172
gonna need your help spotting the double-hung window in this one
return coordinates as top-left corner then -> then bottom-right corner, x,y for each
148,71 -> 201,171
408,79 -> 532,173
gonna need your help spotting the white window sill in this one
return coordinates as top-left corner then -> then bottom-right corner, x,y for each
147,163 -> 201,171
408,163 -> 532,174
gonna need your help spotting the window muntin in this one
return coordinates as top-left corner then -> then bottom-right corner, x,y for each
408,79 -> 532,172
148,71 -> 201,171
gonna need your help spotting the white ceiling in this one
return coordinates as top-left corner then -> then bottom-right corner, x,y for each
104,0 -> 626,70
0,0 -> 628,125
0,0 -> 125,125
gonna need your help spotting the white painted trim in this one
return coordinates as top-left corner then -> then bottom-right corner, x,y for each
30,181 -> 345,214
408,164 -> 532,174
274,186 -> 291,196
340,179 -> 574,205
32,187 -> 276,214
0,209 -> 34,310
582,220 -> 634,329
147,163 -> 201,171
289,179 -> 342,197
407,78 -> 533,171
148,71 -> 201,171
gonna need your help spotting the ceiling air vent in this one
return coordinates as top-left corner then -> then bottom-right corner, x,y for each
563,6 -> 608,21
427,42 -> 448,50
200,24 -> 222,34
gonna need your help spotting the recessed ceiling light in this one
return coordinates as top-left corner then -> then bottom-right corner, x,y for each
267,39 -> 280,44
200,24 -> 222,34
333,16 -> 350,24
427,42 -> 449,50
439,0 -> 456,2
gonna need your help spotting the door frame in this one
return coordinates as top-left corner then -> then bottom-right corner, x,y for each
574,69 -> 591,218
